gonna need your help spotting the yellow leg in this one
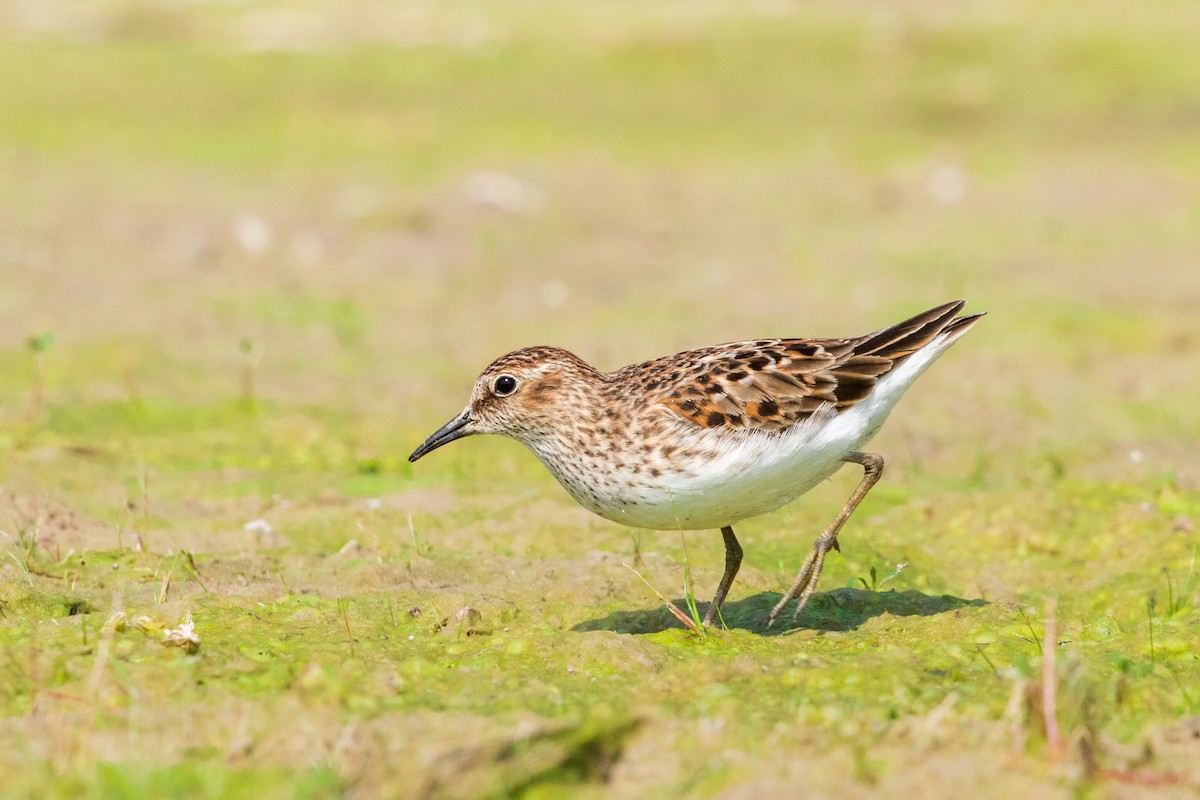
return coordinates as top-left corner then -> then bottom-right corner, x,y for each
703,526 -> 742,628
767,452 -> 884,627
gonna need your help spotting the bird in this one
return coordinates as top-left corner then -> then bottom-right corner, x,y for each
408,300 -> 983,627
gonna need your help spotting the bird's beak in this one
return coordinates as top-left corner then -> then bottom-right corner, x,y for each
408,409 -> 476,462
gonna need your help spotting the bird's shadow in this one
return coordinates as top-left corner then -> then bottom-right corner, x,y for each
572,587 -> 987,636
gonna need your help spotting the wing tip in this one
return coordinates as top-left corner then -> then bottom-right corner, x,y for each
943,308 -> 986,338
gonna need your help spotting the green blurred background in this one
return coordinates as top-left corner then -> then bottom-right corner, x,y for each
1,2 -> 1198,797
1,2 -> 1197,476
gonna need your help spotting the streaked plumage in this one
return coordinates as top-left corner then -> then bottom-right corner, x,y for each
410,301 -> 983,626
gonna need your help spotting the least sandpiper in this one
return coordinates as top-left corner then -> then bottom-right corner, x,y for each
409,300 -> 983,627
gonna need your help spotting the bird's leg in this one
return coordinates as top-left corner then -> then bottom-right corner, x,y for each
703,526 -> 742,628
767,451 -> 884,626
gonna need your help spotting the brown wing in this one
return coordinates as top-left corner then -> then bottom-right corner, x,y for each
652,300 -> 982,433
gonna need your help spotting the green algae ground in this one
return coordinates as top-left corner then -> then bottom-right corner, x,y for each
1,2 -> 1199,797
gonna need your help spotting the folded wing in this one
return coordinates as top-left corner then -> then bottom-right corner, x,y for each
653,300 -> 982,433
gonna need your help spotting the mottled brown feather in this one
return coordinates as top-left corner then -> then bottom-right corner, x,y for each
651,301 -> 982,432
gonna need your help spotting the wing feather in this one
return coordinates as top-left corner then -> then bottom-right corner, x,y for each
646,301 -> 982,432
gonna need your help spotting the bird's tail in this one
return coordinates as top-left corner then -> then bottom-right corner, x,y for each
854,300 -> 984,366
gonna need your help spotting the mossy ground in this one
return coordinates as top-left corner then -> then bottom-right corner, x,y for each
1,2 -> 1199,797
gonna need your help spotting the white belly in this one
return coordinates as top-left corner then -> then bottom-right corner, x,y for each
589,404 -> 853,530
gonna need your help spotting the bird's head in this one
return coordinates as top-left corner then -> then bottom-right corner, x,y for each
408,346 -> 600,462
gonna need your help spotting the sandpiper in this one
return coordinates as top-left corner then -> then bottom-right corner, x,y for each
409,300 -> 983,627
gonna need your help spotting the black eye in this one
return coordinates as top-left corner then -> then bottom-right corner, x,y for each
493,375 -> 518,396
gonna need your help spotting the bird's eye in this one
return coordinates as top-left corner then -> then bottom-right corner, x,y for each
493,375 -> 518,396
